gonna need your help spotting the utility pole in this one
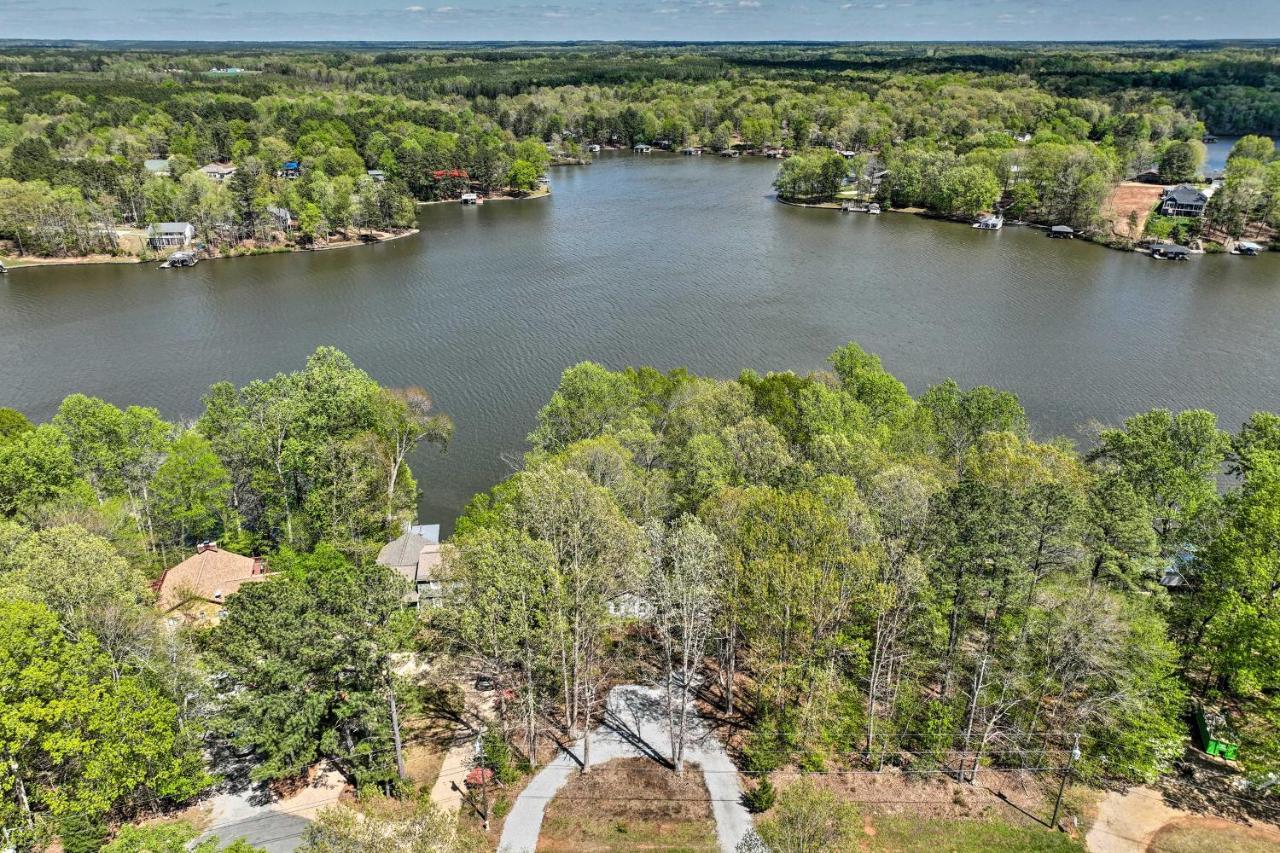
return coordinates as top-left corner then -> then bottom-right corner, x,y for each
1051,734 -> 1082,829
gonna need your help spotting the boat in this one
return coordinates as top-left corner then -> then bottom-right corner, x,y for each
973,214 -> 1003,230
867,203 -> 881,215
160,251 -> 198,269
0,261 -> 7,274
460,193 -> 479,205
586,144 -> 601,153
1232,241 -> 1263,256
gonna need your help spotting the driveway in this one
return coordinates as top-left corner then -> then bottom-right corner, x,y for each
196,761 -> 347,852
499,684 -> 752,853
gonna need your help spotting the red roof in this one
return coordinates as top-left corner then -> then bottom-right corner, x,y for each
432,169 -> 469,179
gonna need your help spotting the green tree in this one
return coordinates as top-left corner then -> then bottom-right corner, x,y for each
1158,140 -> 1205,182
0,601 -> 209,831
150,430 -> 234,548
752,779 -> 859,853
0,409 -> 32,443
208,551 -> 413,787
0,424 -> 77,518
506,159 -> 540,193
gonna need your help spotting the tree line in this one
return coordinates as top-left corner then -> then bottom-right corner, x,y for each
5,42 -> 1271,256
443,345 -> 1279,793
5,343 -> 1280,847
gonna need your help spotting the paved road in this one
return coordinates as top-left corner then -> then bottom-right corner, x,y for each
196,763 -> 346,852
499,684 -> 753,853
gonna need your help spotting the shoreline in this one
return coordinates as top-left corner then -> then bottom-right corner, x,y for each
416,185 -> 551,206
1,227 -> 421,272
774,195 -> 1242,257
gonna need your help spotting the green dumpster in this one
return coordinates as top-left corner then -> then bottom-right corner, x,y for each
1195,702 -> 1240,761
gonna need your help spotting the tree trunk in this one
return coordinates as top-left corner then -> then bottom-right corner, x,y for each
388,673 -> 406,779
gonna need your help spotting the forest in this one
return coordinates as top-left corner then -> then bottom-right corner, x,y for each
2,343 -> 1278,849
1,41 -> 1278,257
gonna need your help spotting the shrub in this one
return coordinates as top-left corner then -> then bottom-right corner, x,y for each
742,776 -> 777,813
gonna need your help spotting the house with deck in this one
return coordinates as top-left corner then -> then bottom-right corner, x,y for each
1159,184 -> 1211,218
146,222 -> 195,248
154,542 -> 269,625
377,523 -> 445,609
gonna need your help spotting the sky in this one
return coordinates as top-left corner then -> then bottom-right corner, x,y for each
2,0 -> 1277,43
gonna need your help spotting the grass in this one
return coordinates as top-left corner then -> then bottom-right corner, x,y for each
538,813 -> 719,852
537,758 -> 718,852
864,815 -> 1084,852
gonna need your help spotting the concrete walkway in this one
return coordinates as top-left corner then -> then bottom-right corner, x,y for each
498,684 -> 752,853
429,684 -> 497,813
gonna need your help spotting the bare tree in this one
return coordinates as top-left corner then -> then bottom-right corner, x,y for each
649,515 -> 723,774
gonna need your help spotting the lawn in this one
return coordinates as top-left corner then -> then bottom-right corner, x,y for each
864,814 -> 1084,852
537,757 -> 719,852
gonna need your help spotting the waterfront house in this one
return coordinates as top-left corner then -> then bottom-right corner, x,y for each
154,542 -> 269,625
266,206 -> 292,230
376,523 -> 445,609
146,222 -> 195,248
633,143 -> 653,153
680,146 -> 703,156
144,158 -> 171,177
367,169 -> 387,182
1049,225 -> 1075,239
281,160 -> 302,179
1159,184 -> 1210,218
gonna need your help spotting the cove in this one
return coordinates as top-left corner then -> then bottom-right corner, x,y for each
1,152 -> 1277,531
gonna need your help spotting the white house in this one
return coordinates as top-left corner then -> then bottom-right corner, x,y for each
146,222 -> 195,248
198,162 -> 237,182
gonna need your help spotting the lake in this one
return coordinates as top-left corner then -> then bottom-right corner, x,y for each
1,152 -> 1277,532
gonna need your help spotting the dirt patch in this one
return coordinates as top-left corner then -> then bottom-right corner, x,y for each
1147,816 -> 1280,853
1101,182 -> 1165,240
537,757 -> 718,852
1086,783 -> 1280,853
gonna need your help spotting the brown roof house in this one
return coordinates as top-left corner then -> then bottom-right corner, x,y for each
154,542 -> 269,625
376,523 -> 444,609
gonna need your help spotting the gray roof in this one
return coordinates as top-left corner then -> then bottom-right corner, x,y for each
376,523 -> 441,587
1163,184 -> 1207,204
147,222 -> 193,234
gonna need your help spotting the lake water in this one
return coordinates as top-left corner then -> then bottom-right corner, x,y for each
1,152 -> 1278,531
